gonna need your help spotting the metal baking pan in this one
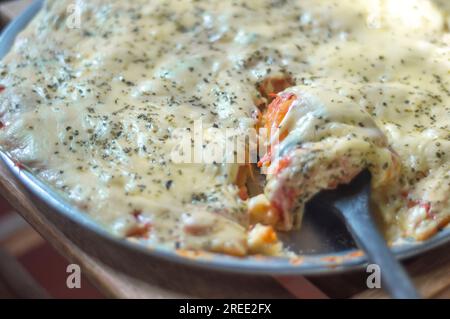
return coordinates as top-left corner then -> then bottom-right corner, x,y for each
0,0 -> 449,278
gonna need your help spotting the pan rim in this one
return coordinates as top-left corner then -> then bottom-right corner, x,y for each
0,0 -> 449,276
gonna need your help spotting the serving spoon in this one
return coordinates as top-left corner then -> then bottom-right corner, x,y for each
309,169 -> 421,299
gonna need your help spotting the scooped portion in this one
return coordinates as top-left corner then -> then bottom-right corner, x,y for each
253,84 -> 400,231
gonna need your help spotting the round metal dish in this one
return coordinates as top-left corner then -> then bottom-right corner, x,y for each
0,0 -> 449,277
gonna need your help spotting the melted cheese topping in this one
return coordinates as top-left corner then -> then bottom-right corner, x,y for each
0,0 -> 448,256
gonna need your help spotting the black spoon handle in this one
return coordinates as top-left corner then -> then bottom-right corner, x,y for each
334,183 -> 421,299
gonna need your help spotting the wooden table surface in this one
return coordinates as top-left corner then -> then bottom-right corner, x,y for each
0,0 -> 449,299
